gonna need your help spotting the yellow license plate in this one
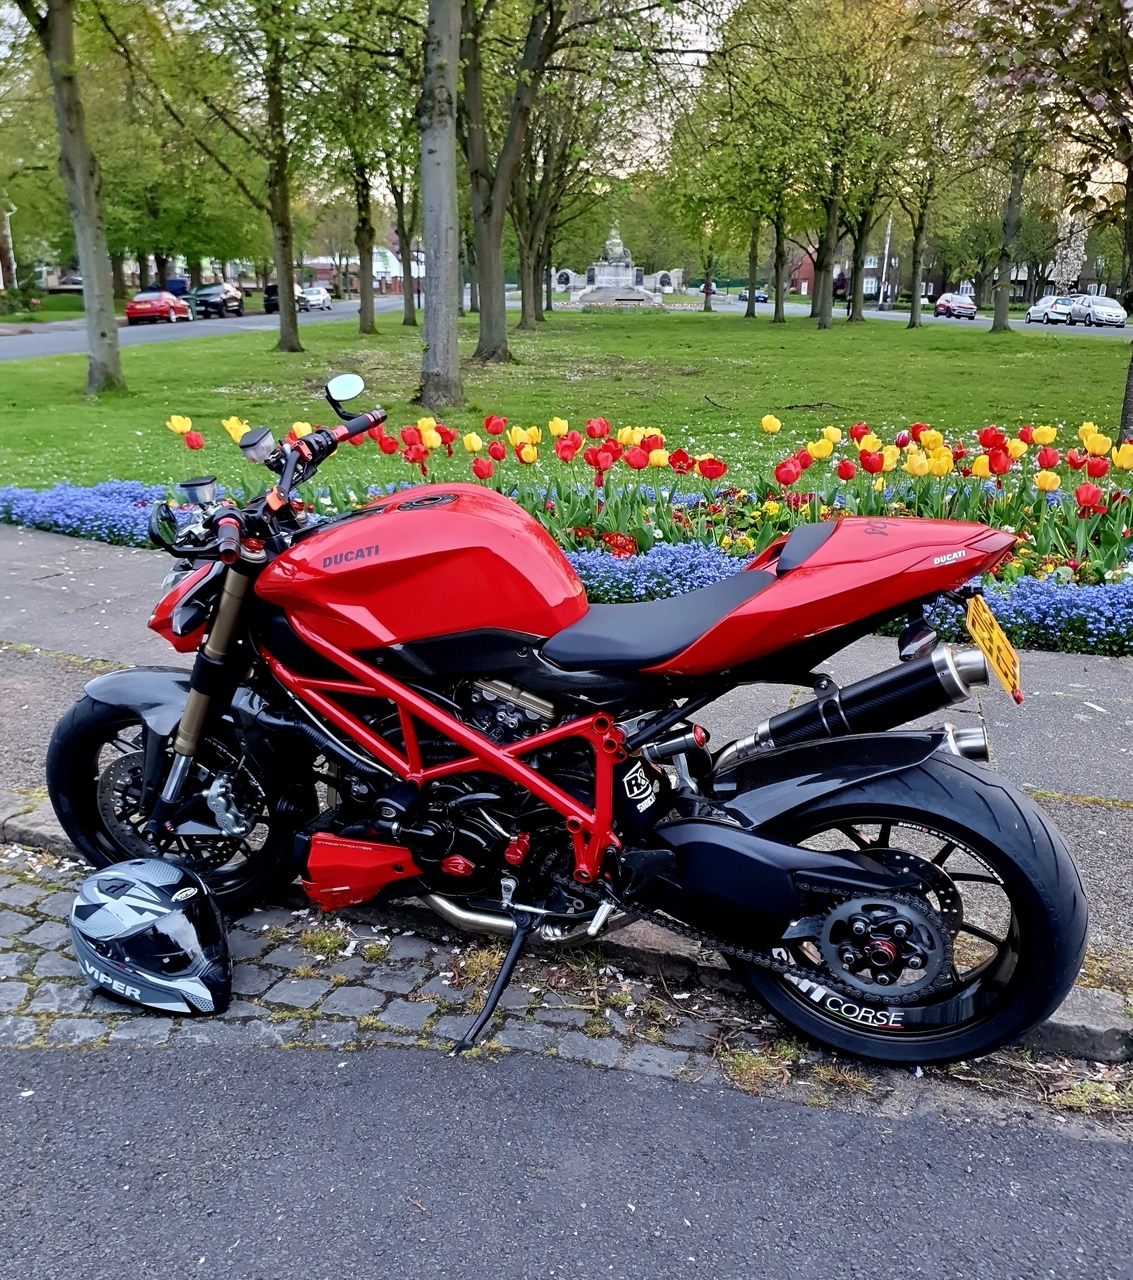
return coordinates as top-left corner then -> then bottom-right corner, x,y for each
965,595 -> 1023,702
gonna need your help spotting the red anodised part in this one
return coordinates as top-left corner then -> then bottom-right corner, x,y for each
440,854 -> 476,877
302,833 -> 421,910
504,832 -> 531,866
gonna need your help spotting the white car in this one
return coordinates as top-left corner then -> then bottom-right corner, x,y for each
1068,294 -> 1127,327
301,287 -> 334,311
1025,295 -> 1075,325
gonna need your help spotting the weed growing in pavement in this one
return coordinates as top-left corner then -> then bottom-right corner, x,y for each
264,925 -> 288,946
362,943 -> 389,963
329,972 -> 349,987
812,1063 -> 871,1093
583,1014 -> 610,1038
300,928 -> 344,957
1053,1081 -> 1133,1114
292,965 -> 319,979
722,1051 -> 790,1094
454,943 -> 507,987
357,1015 -> 383,1031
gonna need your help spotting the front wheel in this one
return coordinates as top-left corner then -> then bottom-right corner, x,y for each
728,754 -> 1087,1064
47,696 -> 302,911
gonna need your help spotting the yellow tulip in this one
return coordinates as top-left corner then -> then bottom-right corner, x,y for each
220,416 -> 249,441
1007,438 -> 1028,459
421,428 -> 442,450
822,426 -> 842,443
806,438 -> 834,459
761,414 -> 782,434
920,429 -> 944,451
873,476 -> 885,492
526,426 -> 542,444
416,416 -> 437,432
931,445 -> 953,463
518,443 -> 538,464
507,425 -> 527,448
882,445 -> 899,472
1035,470 -> 1061,491
857,433 -> 882,453
462,432 -> 483,453
1079,421 -> 1098,443
631,428 -> 647,445
548,417 -> 569,437
929,456 -> 954,477
617,426 -> 636,445
1033,425 -> 1057,445
903,453 -> 930,477
648,448 -> 670,468
290,421 -> 313,439
1086,433 -> 1113,456
167,414 -> 194,436
971,454 -> 991,478
1113,442 -> 1133,470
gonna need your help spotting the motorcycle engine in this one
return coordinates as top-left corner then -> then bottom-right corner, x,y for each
455,679 -> 556,744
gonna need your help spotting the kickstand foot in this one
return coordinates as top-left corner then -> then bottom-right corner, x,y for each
450,910 -> 533,1055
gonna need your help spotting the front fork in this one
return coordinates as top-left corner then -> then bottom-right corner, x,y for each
144,566 -> 251,836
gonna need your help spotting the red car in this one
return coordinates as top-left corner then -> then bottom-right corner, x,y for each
125,290 -> 193,325
933,292 -> 978,319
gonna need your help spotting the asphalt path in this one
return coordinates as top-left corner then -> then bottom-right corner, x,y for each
2,1046 -> 1130,1280
0,297 -> 406,362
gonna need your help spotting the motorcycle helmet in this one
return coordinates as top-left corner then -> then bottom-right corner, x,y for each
70,859 -> 231,1015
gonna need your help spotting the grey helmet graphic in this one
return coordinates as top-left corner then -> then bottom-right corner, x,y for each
70,859 -> 231,1015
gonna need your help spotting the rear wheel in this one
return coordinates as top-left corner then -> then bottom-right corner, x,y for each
47,696 -> 299,911
729,755 -> 1087,1064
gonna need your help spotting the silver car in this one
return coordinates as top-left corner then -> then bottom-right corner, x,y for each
1068,294 -> 1127,327
1025,295 -> 1075,325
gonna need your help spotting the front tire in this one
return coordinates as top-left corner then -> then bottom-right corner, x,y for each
728,754 -> 1087,1065
46,696 -> 299,911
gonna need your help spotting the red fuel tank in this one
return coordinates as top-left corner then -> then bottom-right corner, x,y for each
255,483 -> 587,650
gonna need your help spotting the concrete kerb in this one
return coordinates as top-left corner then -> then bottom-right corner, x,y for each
1,790 -> 1130,1064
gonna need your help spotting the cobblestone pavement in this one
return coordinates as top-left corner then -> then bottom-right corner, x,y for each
3,842 -> 1132,1129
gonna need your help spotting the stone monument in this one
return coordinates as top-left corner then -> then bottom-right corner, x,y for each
569,228 -> 664,305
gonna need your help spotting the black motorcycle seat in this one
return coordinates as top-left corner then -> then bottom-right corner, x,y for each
541,569 -> 776,671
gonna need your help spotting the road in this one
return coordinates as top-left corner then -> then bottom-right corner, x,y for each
2,1046 -> 1131,1280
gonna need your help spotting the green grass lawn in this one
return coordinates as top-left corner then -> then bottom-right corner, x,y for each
0,309 -> 1128,491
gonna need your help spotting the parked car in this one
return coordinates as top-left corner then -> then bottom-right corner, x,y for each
164,277 -> 190,297
189,282 -> 244,318
1025,295 -> 1076,325
738,289 -> 769,303
264,282 -> 305,314
933,292 -> 978,319
301,286 -> 334,311
1067,294 -> 1127,327
125,290 -> 192,325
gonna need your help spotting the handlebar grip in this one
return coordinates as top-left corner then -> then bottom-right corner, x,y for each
215,516 -> 242,564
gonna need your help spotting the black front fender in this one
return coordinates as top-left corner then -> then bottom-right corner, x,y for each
716,732 -> 945,830
84,667 -> 191,738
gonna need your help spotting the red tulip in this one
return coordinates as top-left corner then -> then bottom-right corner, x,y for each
625,446 -> 650,470
471,456 -> 494,480
1087,455 -> 1110,478
774,458 -> 802,486
640,433 -> 664,453
401,443 -> 428,475
1017,424 -> 1034,444
585,417 -> 610,438
378,434 -> 398,454
603,440 -> 624,462
582,445 -> 603,467
698,458 -> 727,480
488,440 -> 507,461
960,466 -> 973,477
437,424 -> 457,456
1067,449 -> 1088,470
859,450 -> 884,473
185,431 -> 204,450
894,431 -> 911,448
951,445 -> 968,461
563,430 -> 583,449
988,448 -> 1011,474
836,458 -> 858,481
348,432 -> 366,446
795,448 -> 814,471
1075,482 -> 1106,515
668,448 -> 693,474
367,424 -> 384,441
849,423 -> 870,443
1036,446 -> 1060,469
400,426 -> 421,447
483,415 -> 507,435
554,439 -> 580,463
595,449 -> 615,471
978,426 -> 1006,449
909,422 -> 929,442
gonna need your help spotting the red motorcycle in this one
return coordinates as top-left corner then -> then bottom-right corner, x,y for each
47,375 -> 1086,1064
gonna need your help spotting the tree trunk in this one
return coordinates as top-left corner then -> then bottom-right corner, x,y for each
22,0 -> 122,391
417,0 -> 463,410
467,230 -> 479,312
544,259 -> 553,313
516,238 -> 537,329
702,250 -> 714,312
137,252 -> 149,291
471,207 -> 508,354
110,252 -> 126,299
1119,166 -> 1133,443
816,186 -> 840,330
848,229 -> 866,322
352,155 -> 375,335
907,205 -> 928,330
189,259 -> 202,288
263,28 -> 300,353
154,252 -> 169,289
745,218 -> 759,318
393,193 -> 417,327
457,235 -> 466,316
0,201 -> 18,292
773,213 -> 787,324
992,146 -> 1027,334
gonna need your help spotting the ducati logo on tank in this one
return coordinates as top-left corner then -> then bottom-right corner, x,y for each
322,543 -> 380,568
621,762 -> 655,812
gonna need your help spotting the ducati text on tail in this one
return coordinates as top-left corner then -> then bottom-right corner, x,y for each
46,376 -> 1088,1065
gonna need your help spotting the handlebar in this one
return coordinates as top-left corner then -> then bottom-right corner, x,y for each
297,409 -> 387,467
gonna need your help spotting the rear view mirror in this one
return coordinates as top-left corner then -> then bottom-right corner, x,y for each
326,372 -> 365,404
148,502 -> 178,550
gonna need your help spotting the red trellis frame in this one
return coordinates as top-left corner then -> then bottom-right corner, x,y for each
263,613 -> 625,883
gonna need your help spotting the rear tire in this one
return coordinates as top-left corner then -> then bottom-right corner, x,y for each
47,696 -> 299,912
728,754 -> 1087,1065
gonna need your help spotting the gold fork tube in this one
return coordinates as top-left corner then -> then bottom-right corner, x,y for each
171,568 -> 250,758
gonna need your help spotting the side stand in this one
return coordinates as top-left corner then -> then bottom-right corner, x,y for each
450,910 -> 533,1055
